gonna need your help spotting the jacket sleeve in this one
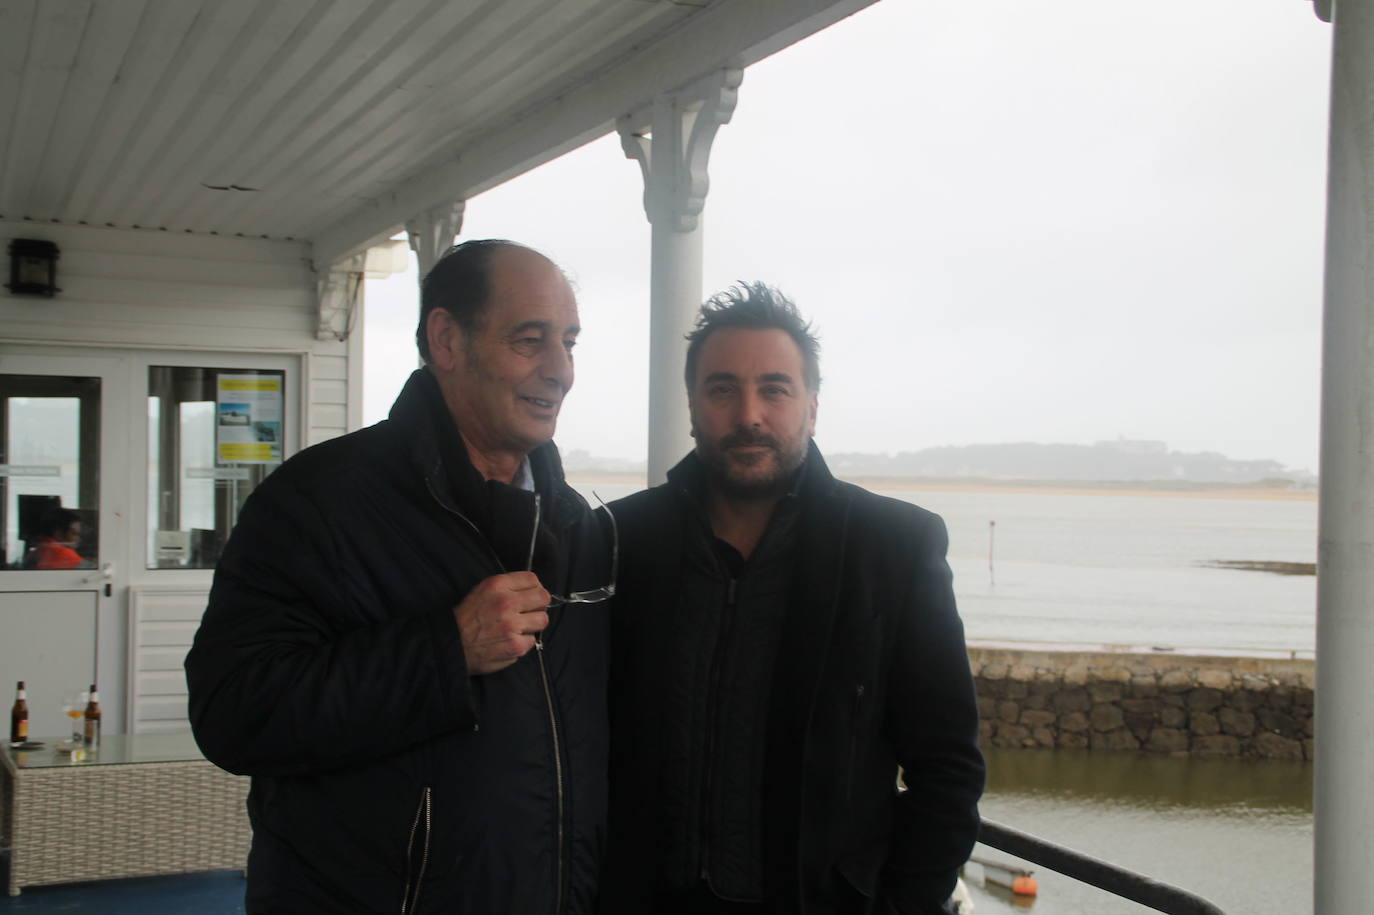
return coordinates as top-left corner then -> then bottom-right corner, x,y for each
184,480 -> 477,777
880,513 -> 985,914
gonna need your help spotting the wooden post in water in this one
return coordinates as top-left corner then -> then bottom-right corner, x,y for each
988,520 -> 996,587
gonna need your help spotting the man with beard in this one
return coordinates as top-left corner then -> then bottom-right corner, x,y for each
599,283 -> 984,915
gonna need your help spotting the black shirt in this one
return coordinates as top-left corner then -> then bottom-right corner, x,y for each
659,486 -> 801,902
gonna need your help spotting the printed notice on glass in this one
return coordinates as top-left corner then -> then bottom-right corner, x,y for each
216,374 -> 283,463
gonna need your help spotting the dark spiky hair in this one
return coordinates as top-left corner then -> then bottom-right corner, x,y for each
683,281 -> 821,391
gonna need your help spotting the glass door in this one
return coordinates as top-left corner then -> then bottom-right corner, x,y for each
0,350 -> 127,739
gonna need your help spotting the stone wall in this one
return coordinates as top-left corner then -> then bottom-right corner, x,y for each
969,646 -> 1314,760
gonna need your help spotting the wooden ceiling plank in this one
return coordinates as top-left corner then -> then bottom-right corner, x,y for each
104,0 -> 284,226
169,0 -> 441,232
218,0 -> 664,238
253,0 -> 680,236
124,0 -> 319,230
210,0 -> 560,236
48,0 -> 149,220
60,0 -> 210,224
310,0 -> 879,264
200,0 -> 527,237
4,0 -> 870,244
325,0 -> 653,183
85,1 -> 266,224
383,1 -> 676,184
255,0 -> 668,225
1,0 -> 87,219
0,0 -> 38,217
150,0 -> 382,230
31,1 -> 146,224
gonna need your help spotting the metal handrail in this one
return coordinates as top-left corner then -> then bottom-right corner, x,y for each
977,818 -> 1227,915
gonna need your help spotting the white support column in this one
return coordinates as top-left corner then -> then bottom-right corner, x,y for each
406,200 -> 467,281
619,67 -> 742,484
1314,1 -> 1371,911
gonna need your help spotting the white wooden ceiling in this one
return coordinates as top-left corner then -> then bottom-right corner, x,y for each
0,0 -> 874,265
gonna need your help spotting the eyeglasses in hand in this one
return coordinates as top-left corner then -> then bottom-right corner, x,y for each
525,491 -> 617,607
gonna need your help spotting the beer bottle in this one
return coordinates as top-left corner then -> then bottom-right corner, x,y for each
10,681 -> 28,745
83,684 -> 101,751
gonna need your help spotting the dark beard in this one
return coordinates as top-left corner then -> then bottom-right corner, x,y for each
698,427 -> 807,501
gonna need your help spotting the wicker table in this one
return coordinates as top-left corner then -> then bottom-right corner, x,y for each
1,732 -> 250,896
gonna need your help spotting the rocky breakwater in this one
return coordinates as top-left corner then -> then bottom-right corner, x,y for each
969,646 -> 1313,760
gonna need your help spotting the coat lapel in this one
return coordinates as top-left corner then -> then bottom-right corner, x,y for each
762,443 -> 853,907
773,444 -> 852,740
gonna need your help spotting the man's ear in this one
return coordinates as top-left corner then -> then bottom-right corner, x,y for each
806,392 -> 818,437
426,308 -> 463,372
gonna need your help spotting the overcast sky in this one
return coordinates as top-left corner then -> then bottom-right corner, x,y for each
363,0 -> 1332,472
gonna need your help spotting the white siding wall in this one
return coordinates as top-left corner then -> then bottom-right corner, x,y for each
1,220 -> 360,731
127,586 -> 206,734
0,220 -> 350,443
1,221 -> 317,340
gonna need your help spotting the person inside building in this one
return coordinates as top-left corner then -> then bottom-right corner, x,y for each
27,506 -> 88,570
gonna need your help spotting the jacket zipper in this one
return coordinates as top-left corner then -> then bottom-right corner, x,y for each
535,640 -> 567,914
530,492 -> 569,913
699,575 -> 738,886
429,475 -> 569,914
424,475 -> 506,572
400,786 -> 432,914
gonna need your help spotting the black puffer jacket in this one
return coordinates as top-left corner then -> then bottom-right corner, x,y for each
186,369 -> 609,914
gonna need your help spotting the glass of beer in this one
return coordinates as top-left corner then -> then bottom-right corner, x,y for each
61,690 -> 87,744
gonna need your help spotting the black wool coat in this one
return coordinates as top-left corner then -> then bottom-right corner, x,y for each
186,369 -> 610,915
599,444 -> 984,915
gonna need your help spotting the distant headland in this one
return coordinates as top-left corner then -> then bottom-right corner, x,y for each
561,438 -> 1317,497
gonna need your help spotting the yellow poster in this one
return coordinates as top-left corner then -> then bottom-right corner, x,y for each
216,374 -> 283,464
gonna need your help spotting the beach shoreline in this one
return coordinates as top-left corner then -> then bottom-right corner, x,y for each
565,471 -> 1317,502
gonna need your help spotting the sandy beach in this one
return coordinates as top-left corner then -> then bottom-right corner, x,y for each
565,471 -> 1317,502
854,477 -> 1318,501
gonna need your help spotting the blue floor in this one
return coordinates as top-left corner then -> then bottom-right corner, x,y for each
0,871 -> 244,913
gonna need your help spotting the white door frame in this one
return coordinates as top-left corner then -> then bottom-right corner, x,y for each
0,348 -> 129,735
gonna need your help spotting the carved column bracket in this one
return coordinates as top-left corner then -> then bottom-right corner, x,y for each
316,253 -> 365,342
406,200 -> 467,280
617,67 -> 742,482
617,67 -> 742,233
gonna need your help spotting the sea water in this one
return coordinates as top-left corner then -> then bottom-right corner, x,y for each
881,487 -> 1318,655
573,479 -> 1318,655
967,747 -> 1312,914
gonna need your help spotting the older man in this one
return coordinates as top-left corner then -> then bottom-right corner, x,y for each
600,283 -> 984,915
187,240 -> 611,914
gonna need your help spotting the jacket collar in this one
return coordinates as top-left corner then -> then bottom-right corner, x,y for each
387,368 -> 575,531
767,442 -> 854,888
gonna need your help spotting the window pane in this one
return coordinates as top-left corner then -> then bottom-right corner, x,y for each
147,367 -> 283,570
0,375 -> 100,570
